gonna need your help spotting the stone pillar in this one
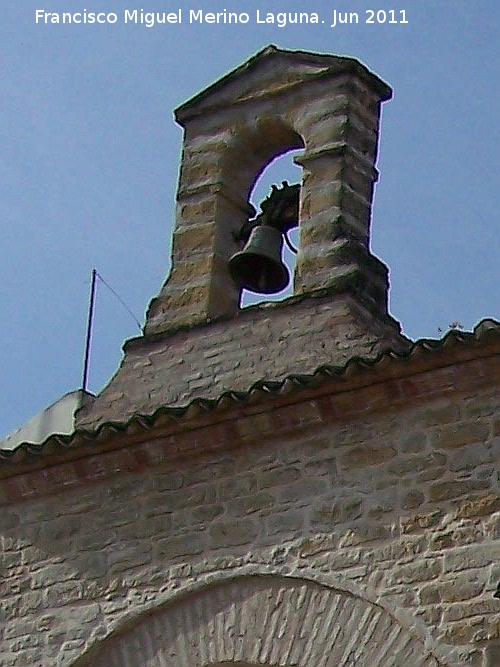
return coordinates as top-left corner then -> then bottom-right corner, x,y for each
292,74 -> 391,315
144,126 -> 250,336
144,46 -> 392,337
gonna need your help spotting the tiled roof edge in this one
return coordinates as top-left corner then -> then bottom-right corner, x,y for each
1,318 -> 499,466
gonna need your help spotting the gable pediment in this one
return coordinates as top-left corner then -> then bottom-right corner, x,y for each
175,45 -> 391,124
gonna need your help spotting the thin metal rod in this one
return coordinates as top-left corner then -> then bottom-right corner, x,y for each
82,268 -> 97,392
95,271 -> 142,331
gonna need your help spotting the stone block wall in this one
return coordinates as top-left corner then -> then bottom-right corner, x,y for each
76,292 -> 408,431
1,352 -> 499,666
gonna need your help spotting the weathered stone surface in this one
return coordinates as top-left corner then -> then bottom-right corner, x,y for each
2,46 -> 500,667
431,421 -> 490,449
484,643 -> 500,666
443,545 -> 500,573
456,494 -> 500,519
65,577 -> 441,667
429,479 -> 491,502
77,292 -> 408,430
137,47 -> 395,339
209,518 -> 258,548
2,374 -> 500,665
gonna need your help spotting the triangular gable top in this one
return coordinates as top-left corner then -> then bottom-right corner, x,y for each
175,45 -> 392,125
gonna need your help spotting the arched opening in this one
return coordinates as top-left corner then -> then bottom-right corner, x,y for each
241,148 -> 303,308
69,574 -> 446,667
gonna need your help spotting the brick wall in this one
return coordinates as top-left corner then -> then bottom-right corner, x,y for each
2,357 -> 499,666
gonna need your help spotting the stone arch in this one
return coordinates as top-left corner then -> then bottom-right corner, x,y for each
242,146 -> 304,305
72,575 -> 447,667
144,47 -> 392,336
220,114 -> 304,204
221,118 -> 304,305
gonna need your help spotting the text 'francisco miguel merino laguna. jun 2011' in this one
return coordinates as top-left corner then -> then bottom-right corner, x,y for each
35,8 -> 410,28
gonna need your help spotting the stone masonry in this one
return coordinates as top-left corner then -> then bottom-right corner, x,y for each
76,293 -> 408,430
77,45 -> 410,431
1,324 -> 500,666
145,45 -> 393,334
1,47 -> 499,667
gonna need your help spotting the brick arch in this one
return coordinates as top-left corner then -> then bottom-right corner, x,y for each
72,575 -> 445,667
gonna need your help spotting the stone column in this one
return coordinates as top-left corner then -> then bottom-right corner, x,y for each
292,74 -> 391,315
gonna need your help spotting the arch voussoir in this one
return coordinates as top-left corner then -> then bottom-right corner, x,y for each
74,576 -> 444,667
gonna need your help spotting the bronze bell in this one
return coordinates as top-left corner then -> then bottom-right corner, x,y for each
228,224 -> 290,294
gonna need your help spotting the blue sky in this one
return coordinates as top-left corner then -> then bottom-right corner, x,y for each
1,0 -> 498,437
